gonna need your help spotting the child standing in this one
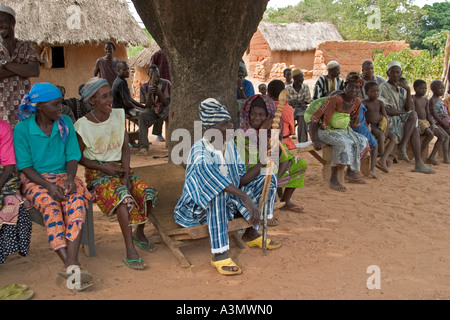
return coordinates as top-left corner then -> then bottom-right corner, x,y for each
429,80 -> 450,163
412,80 -> 448,165
258,83 -> 267,95
362,82 -> 397,173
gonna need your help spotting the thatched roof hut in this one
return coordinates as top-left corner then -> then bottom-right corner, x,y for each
128,41 -> 162,99
243,21 -> 343,80
4,0 -> 150,97
7,0 -> 150,47
257,21 -> 343,52
129,41 -> 161,70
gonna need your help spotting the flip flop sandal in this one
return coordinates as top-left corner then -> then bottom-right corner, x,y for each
0,284 -> 28,300
345,176 -> 367,184
132,236 -> 157,252
123,258 -> 145,270
58,265 -> 93,284
75,282 -> 94,292
261,218 -> 279,227
329,183 -> 346,192
412,167 -> 436,174
398,152 -> 410,163
2,288 -> 34,300
210,258 -> 242,276
376,161 -> 389,173
245,236 -> 281,250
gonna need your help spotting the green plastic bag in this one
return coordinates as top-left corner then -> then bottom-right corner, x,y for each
304,97 -> 327,123
329,112 -> 350,129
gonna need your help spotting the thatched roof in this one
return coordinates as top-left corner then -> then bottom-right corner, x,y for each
258,21 -> 343,52
128,41 -> 161,69
4,0 -> 150,47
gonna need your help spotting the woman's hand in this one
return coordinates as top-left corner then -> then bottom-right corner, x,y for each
260,117 -> 274,130
47,183 -> 67,202
101,162 -> 125,176
64,178 -> 77,196
122,172 -> 132,191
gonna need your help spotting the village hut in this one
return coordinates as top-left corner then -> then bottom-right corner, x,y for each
243,21 -> 343,81
128,41 -> 161,99
4,0 -> 151,97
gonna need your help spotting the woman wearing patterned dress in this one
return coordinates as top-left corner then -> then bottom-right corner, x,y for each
75,77 -> 158,270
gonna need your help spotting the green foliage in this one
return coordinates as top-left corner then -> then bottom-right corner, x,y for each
127,28 -> 153,59
422,30 -> 450,57
263,0 -> 424,42
373,48 -> 444,85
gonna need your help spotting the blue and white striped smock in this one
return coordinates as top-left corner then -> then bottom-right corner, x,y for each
174,137 -> 277,254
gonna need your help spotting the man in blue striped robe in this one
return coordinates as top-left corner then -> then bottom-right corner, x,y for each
174,98 -> 280,275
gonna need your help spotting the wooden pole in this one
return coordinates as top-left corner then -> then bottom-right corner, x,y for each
442,35 -> 450,99
259,89 -> 288,255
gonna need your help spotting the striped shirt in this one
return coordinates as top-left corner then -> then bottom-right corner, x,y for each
313,75 -> 345,100
174,138 -> 246,227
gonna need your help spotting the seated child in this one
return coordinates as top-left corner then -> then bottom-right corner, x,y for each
412,79 -> 449,165
429,80 -> 450,163
258,83 -> 267,95
362,81 -> 397,173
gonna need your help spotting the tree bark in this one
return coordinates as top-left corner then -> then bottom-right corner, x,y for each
132,0 -> 268,162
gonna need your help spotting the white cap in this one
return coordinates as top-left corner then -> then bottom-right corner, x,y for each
327,61 -> 340,69
387,61 -> 402,71
0,6 -> 15,19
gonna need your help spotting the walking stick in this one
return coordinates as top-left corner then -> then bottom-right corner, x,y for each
258,89 -> 288,255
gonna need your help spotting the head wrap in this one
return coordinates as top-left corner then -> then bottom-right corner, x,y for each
239,94 -> 283,135
199,98 -> 231,128
18,83 -> 69,143
387,61 -> 402,72
292,68 -> 303,76
327,61 -> 340,70
345,72 -> 364,87
80,77 -> 109,102
0,5 -> 15,19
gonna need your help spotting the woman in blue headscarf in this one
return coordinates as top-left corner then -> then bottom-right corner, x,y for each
13,83 -> 94,290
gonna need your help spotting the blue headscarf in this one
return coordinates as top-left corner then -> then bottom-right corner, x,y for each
80,77 -> 109,102
18,83 -> 69,143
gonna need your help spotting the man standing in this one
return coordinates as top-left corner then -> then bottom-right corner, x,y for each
359,60 -> 385,100
286,68 -> 312,142
313,61 -> 345,100
112,61 -> 144,115
137,64 -> 170,156
0,6 -> 40,128
93,42 -> 119,87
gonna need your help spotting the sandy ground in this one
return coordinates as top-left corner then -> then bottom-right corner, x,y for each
0,127 -> 449,301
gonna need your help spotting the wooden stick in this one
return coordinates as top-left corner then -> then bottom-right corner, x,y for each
259,89 -> 288,254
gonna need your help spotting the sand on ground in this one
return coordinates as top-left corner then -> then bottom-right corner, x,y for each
1,126 -> 449,300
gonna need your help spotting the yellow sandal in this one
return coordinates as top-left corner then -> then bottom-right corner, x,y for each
210,258 -> 242,276
245,236 -> 281,250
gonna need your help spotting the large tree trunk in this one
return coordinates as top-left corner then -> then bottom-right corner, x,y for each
132,0 -> 268,163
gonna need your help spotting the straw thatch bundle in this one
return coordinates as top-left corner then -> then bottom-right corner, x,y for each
4,0 -> 150,46
128,41 -> 161,69
258,21 -> 343,52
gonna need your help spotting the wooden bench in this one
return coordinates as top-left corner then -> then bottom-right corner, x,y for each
290,141 -> 345,182
28,201 -> 96,257
126,115 -> 140,144
133,163 -> 250,267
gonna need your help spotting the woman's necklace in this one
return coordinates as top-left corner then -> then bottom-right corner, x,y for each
91,110 -> 103,123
